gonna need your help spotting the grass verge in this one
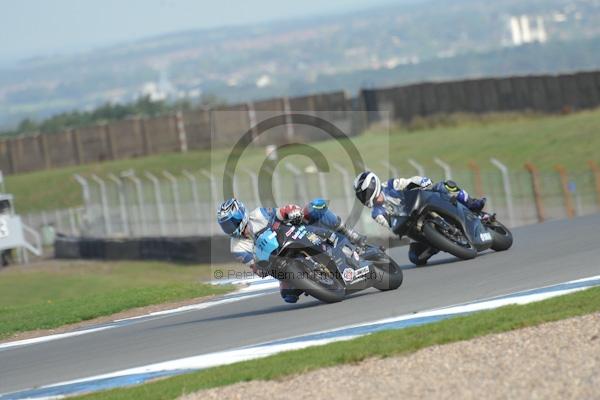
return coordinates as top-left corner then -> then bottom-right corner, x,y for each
0,260 -> 233,339
78,285 -> 600,400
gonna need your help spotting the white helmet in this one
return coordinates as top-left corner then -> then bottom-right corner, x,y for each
354,171 -> 381,207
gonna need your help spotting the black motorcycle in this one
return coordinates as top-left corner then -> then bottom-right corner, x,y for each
390,189 -> 513,261
255,221 -> 403,303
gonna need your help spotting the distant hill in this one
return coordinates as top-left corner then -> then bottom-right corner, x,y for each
1,0 -> 600,129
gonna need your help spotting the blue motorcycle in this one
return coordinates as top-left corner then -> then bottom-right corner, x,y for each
255,221 -> 403,303
391,189 -> 513,260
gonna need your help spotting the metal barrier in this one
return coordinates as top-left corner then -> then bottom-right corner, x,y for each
18,159 -> 598,240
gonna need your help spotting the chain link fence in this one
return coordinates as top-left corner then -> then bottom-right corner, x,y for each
21,162 -> 600,240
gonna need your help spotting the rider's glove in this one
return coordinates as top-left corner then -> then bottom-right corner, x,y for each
277,204 -> 304,225
468,197 -> 487,213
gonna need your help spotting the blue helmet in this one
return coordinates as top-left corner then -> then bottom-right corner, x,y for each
217,198 -> 248,237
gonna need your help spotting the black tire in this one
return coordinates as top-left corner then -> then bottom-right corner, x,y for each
422,221 -> 477,260
371,255 -> 403,291
486,221 -> 513,251
284,261 -> 345,303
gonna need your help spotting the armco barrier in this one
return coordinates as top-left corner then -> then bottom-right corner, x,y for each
55,235 -> 234,263
54,235 -> 407,263
54,235 -> 81,258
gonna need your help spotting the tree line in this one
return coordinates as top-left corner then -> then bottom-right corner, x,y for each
0,94 -> 225,138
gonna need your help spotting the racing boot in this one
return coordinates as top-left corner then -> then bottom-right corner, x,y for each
408,242 -> 439,266
279,281 -> 304,303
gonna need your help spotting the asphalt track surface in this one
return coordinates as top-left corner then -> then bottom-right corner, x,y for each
1,215 -> 600,394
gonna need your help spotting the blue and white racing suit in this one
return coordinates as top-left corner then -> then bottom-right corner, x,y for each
230,207 -> 277,268
229,199 -> 363,302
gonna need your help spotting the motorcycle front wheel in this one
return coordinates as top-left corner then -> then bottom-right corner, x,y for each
363,247 -> 403,291
284,260 -> 346,303
485,220 -> 513,251
422,220 -> 477,260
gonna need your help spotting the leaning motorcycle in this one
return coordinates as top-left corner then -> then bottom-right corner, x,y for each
389,189 -> 513,261
255,221 -> 403,303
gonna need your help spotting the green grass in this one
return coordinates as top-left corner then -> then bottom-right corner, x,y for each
0,260 -> 233,339
5,109 -> 600,214
78,285 -> 600,400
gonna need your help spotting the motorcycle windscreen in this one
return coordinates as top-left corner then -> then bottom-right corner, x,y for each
389,190 -> 418,235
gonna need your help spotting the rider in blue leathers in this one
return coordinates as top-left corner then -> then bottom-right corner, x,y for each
353,171 -> 486,266
217,198 -> 365,303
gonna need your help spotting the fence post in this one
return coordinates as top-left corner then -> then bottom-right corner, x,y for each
408,158 -> 425,177
163,171 -> 183,235
91,174 -> 112,236
182,170 -> 203,233
69,208 -> 78,236
434,157 -> 452,180
589,160 -> 600,210
246,171 -> 261,207
468,161 -> 484,198
7,140 -> 18,174
270,168 -> 283,206
223,170 -> 240,199
333,162 -> 354,216
247,102 -> 258,142
200,170 -> 219,211
381,161 -> 399,178
490,158 -> 515,227
524,163 -> 545,223
71,128 -> 83,165
54,209 -> 63,234
175,111 -> 188,153
38,134 -> 51,169
285,163 -> 308,204
555,164 -> 576,219
145,172 -> 166,236
283,96 -> 295,142
108,173 -> 130,236
104,123 -> 117,160
122,171 -> 147,236
73,174 -> 91,223
139,118 -> 152,156
318,171 -> 329,202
